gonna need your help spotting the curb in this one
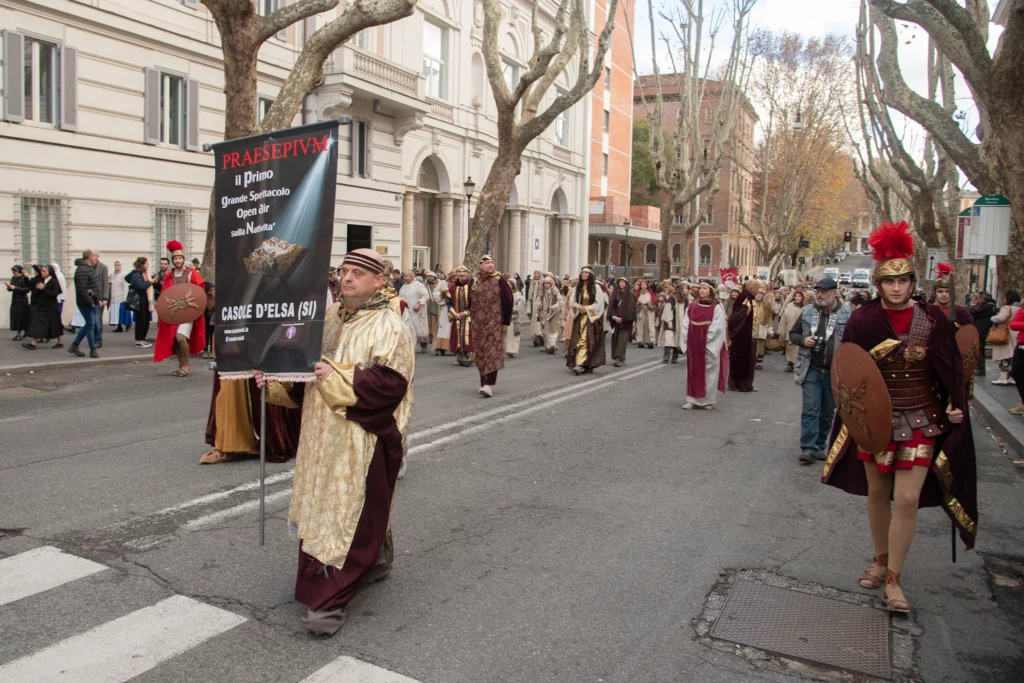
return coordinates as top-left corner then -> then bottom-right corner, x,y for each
1,353 -> 154,375
972,382 -> 1024,455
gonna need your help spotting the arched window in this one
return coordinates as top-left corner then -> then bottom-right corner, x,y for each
645,243 -> 657,264
700,244 -> 712,267
671,243 -> 681,264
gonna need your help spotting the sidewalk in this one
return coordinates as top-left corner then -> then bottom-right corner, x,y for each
1,324 -> 155,373
971,357 -> 1024,462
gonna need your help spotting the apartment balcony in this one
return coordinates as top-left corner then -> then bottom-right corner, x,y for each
322,45 -> 429,119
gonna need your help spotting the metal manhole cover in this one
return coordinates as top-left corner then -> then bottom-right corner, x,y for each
711,578 -> 891,679
0,386 -> 46,397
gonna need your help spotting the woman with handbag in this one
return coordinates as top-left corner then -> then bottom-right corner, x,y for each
126,257 -> 153,348
990,291 -> 1020,385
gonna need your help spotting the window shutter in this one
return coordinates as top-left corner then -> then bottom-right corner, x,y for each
143,68 -> 160,144
2,31 -> 25,123
304,16 -> 317,46
183,0 -> 199,8
186,78 -> 200,151
365,120 -> 372,179
276,0 -> 288,41
60,46 -> 79,131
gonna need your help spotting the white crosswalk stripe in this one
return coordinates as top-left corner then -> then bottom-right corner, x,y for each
0,545 -> 107,607
0,594 -> 247,682
0,547 -> 421,682
301,655 -> 422,683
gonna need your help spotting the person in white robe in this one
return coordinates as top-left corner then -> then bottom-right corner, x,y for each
109,261 -> 129,331
504,277 -> 526,357
636,280 -> 657,348
679,281 -> 727,409
432,273 -> 451,355
536,275 -> 564,353
399,270 -> 430,353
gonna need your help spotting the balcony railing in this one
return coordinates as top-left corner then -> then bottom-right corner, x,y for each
426,97 -> 454,123
351,50 -> 418,97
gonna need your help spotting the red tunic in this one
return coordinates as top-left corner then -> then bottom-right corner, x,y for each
153,267 -> 207,363
855,305 -> 934,472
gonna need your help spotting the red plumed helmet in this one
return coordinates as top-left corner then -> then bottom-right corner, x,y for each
868,221 -> 914,262
166,240 -> 184,254
936,262 -> 953,278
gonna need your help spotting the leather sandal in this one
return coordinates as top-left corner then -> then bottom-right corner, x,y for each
884,570 -> 911,613
858,553 -> 888,589
199,449 -> 236,465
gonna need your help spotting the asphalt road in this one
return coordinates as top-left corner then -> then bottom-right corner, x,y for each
0,339 -> 1022,682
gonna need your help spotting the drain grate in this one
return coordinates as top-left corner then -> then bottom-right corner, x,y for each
711,577 -> 892,680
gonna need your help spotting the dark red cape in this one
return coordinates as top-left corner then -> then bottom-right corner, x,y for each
204,371 -> 301,463
727,288 -> 756,391
821,298 -> 978,549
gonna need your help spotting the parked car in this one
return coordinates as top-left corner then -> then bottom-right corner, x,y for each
852,268 -> 871,288
839,271 -> 852,285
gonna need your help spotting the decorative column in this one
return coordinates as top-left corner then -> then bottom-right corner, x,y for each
508,208 -> 522,276
558,216 -> 571,278
402,191 -> 415,271
439,195 -> 454,274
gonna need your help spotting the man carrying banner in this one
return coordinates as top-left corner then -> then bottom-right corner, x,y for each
471,255 -> 513,397
154,240 -> 205,376
256,248 -> 414,637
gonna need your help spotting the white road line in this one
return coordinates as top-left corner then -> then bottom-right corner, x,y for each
183,488 -> 292,531
409,359 -> 661,441
183,362 -> 664,530
0,546 -> 107,608
301,655 -> 421,683
408,362 -> 662,455
0,595 -> 246,683
150,469 -> 297,516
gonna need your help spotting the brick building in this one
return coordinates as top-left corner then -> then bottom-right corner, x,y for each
629,75 -> 762,280
582,0 -> 665,280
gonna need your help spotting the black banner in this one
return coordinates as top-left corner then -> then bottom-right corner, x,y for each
212,120 -> 339,376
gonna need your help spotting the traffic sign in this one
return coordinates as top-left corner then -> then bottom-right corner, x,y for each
957,194 -> 1010,258
926,248 -> 948,280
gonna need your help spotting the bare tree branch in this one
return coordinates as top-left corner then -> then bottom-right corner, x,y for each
256,0 -> 340,44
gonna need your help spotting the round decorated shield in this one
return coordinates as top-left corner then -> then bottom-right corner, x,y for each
156,282 -> 207,325
830,342 -> 893,454
956,324 -> 981,379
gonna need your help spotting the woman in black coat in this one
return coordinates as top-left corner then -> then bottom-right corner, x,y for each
23,264 -> 64,350
7,265 -> 31,340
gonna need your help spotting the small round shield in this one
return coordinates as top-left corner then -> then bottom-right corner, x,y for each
830,342 -> 893,454
956,324 -> 981,379
156,282 -> 207,325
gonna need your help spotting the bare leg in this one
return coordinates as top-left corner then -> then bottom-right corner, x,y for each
862,461 -> 893,585
885,465 -> 929,605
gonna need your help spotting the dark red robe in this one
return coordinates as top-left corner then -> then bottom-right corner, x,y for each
204,371 -> 301,463
822,298 -> 978,549
727,288 -> 757,391
292,363 -> 409,611
470,272 -> 513,376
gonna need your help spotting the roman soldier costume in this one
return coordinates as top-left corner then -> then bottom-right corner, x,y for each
153,240 -> 206,376
823,222 -> 977,547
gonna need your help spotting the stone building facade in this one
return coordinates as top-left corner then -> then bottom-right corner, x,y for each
0,0 -> 592,326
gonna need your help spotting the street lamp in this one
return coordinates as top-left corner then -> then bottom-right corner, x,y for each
792,109 -> 804,131
463,176 -> 475,256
